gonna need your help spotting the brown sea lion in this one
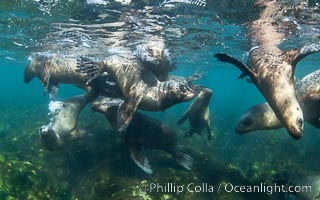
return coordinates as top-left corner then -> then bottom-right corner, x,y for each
177,88 -> 213,141
216,0 -> 320,139
39,91 -> 97,150
91,96 -> 193,174
24,53 -> 94,99
236,69 -> 320,134
24,53 -> 121,99
133,40 -> 176,81
215,44 -> 320,139
77,55 -> 196,133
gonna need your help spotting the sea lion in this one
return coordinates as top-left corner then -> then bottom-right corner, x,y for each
77,55 -> 196,133
236,69 -> 320,134
215,43 -> 320,139
91,96 -> 193,174
177,88 -> 213,141
133,40 -> 175,81
24,53 -> 121,99
39,92 -> 97,150
24,53 -> 94,99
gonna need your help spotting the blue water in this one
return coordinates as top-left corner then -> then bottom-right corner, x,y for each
1,0 -> 320,199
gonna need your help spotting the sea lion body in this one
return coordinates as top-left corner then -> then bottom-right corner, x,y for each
236,69 -> 320,133
91,96 -> 193,174
177,88 -> 213,140
39,92 -> 97,150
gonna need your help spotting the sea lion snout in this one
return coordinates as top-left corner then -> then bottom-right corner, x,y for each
288,117 -> 304,139
39,125 -> 63,150
235,117 -> 252,134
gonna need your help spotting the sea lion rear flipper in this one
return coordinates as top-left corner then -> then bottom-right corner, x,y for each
69,126 -> 92,141
129,145 -> 153,174
175,150 -> 194,171
287,43 -> 320,66
76,57 -> 106,85
214,53 -> 257,81
177,112 -> 189,125
117,88 -> 143,133
206,123 -> 213,141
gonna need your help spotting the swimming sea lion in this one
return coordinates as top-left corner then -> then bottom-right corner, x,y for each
236,69 -> 320,134
133,40 -> 175,81
91,96 -> 193,174
77,55 -> 196,133
215,43 -> 320,139
177,88 -> 213,141
39,92 -> 97,150
24,53 -> 95,99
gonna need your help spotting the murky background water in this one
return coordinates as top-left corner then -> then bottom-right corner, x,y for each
1,0 -> 320,199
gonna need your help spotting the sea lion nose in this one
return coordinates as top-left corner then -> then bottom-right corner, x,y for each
297,118 -> 303,128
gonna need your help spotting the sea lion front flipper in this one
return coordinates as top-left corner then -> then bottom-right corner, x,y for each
214,53 -> 257,81
117,87 -> 143,133
69,126 -> 91,141
41,67 -> 51,94
47,82 -> 59,100
206,123 -> 213,141
129,145 -> 153,174
76,57 -> 106,85
288,43 -> 320,66
177,112 -> 189,126
184,130 -> 194,137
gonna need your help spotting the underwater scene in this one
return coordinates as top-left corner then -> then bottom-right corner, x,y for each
1,0 -> 320,199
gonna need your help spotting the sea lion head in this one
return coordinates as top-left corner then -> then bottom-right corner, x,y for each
236,104 -> 281,134
134,40 -> 175,80
39,125 -> 64,151
24,54 -> 48,83
280,100 -> 304,139
162,81 -> 196,108
199,88 -> 213,99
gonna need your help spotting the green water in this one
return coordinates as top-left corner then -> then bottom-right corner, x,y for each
1,0 -> 320,199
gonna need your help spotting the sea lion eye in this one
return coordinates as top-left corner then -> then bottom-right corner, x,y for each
297,118 -> 303,127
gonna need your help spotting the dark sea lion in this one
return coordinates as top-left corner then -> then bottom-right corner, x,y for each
77,55 -> 196,132
236,69 -> 320,134
215,44 -> 320,139
39,92 -> 97,150
177,88 -> 213,141
91,96 -> 193,174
